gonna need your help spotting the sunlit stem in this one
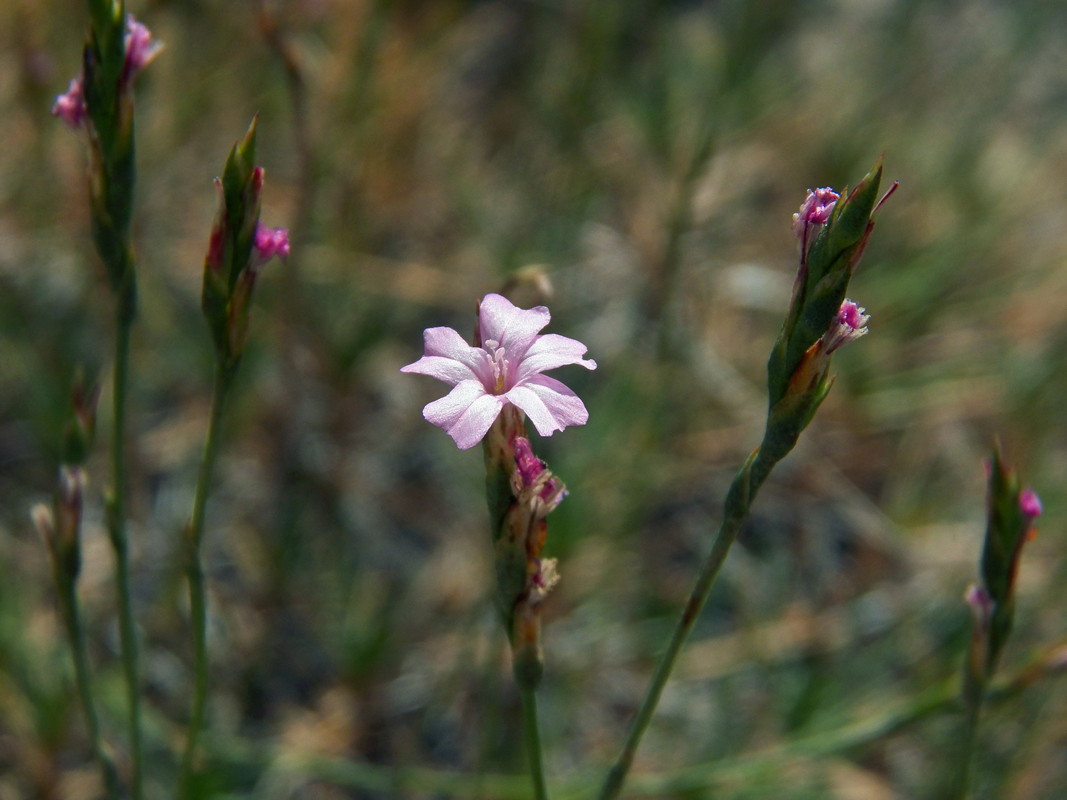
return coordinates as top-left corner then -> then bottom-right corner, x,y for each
598,448 -> 775,800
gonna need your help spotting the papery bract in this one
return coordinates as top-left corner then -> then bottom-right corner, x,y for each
402,294 -> 596,449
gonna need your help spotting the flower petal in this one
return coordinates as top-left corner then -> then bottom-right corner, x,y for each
421,380 -> 504,449
479,293 -> 550,359
516,334 -> 597,382
505,375 -> 589,437
400,326 -> 493,387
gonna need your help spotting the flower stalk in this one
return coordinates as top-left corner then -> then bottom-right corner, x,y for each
404,293 -> 597,800
53,4 -> 163,794
949,447 -> 1041,799
483,407 -> 563,800
34,376 -> 121,798
598,161 -> 894,800
178,117 -> 288,795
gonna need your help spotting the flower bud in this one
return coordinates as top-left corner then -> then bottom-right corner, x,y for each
62,372 -> 101,466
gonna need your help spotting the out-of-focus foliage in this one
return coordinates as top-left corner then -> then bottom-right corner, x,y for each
1,0 -> 1065,797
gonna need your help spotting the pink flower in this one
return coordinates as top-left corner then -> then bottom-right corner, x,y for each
52,77 -> 86,128
252,223 -> 290,268
823,299 -> 869,353
123,15 -> 163,79
792,187 -> 839,239
513,436 -> 568,508
402,294 -> 596,449
1020,488 -> 1042,520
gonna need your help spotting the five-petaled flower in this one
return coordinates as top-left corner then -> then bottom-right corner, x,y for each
402,293 -> 596,449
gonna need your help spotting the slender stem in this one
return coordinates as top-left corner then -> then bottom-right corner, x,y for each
598,451 -> 769,800
519,687 -> 550,800
57,573 -> 123,799
178,362 -> 234,796
947,666 -> 985,800
107,280 -> 143,800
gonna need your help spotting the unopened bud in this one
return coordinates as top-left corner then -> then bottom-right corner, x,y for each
55,467 -> 87,557
1019,488 -> 1042,521
122,15 -> 163,82
32,504 -> 56,552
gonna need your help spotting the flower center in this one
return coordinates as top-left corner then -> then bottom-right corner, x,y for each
485,339 -> 509,393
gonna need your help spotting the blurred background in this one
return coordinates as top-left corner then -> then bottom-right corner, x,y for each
1,0 -> 1066,797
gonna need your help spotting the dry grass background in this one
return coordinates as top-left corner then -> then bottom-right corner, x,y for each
1,0 -> 1066,797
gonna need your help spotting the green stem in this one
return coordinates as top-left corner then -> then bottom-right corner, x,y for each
108,279 -> 143,800
520,686 -> 551,800
947,666 -> 985,800
598,449 -> 772,800
57,573 -> 123,799
178,362 -> 234,796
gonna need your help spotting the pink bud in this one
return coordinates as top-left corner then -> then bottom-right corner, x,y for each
965,584 -> 994,628
1019,488 -> 1042,520
252,223 -> 289,268
822,299 -> 870,354
123,15 -> 163,79
52,77 -> 86,129
792,187 -> 839,239
513,437 -> 545,486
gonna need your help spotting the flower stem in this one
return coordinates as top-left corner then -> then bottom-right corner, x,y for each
598,448 -> 773,800
947,667 -> 985,800
107,279 -> 144,800
520,686 -> 550,800
178,362 -> 234,796
57,571 -> 123,799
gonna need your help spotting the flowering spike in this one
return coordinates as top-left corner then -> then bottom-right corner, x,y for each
201,120 -> 286,365
767,161 -> 889,428
967,446 -> 1041,690
402,293 -> 596,449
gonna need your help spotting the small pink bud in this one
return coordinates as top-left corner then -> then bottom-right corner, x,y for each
123,15 -> 163,79
1019,488 -> 1042,520
513,437 -> 545,487
792,187 -> 839,239
252,223 -> 290,268
251,166 -> 265,195
965,584 -> 994,628
822,299 -> 869,354
52,77 -> 86,129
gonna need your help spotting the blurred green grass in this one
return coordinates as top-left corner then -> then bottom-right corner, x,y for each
1,0 -> 1066,797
